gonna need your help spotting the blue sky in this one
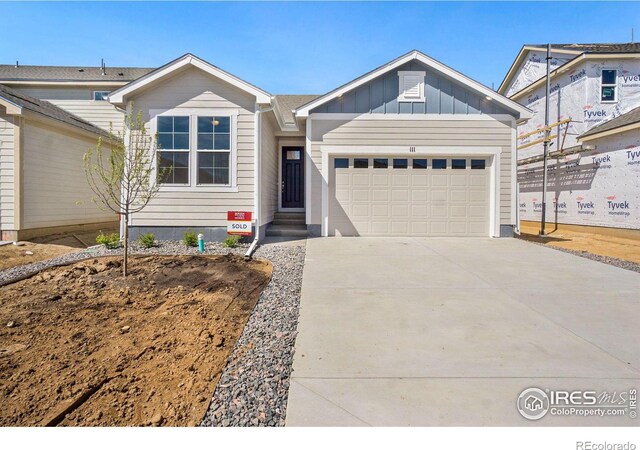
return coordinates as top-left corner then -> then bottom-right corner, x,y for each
2,1 -> 640,94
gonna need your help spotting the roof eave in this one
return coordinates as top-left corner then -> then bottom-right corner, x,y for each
296,50 -> 532,120
108,54 -> 271,106
0,95 -> 24,115
579,121 -> 640,142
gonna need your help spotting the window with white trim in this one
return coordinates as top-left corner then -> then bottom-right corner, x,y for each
93,91 -> 110,101
601,69 -> 617,102
196,116 -> 231,185
398,71 -> 426,102
157,116 -> 190,184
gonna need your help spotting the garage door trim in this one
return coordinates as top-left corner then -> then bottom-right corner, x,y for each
320,145 -> 502,237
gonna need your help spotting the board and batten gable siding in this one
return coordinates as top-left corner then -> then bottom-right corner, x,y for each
312,61 -> 511,116
260,112 -> 279,225
128,67 -> 257,228
0,116 -> 16,229
14,86 -> 126,133
21,121 -> 116,229
308,117 -> 515,225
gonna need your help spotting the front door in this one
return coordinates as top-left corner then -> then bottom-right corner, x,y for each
281,147 -> 304,209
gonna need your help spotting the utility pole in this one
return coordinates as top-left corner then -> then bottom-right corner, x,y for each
540,44 -> 551,236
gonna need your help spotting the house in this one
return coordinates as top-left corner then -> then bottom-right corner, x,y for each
499,43 -> 640,234
1,50 -> 532,240
106,51 -> 530,239
0,63 -> 153,133
0,84 -> 117,240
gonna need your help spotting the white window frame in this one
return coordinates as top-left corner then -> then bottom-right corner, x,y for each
93,91 -> 110,101
600,68 -> 618,103
150,108 -> 239,192
195,116 -> 232,186
398,70 -> 426,102
156,115 -> 191,186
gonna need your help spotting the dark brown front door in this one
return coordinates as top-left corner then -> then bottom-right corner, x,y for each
281,147 -> 304,208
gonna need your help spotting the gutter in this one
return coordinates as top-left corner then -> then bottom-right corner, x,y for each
245,102 -> 274,260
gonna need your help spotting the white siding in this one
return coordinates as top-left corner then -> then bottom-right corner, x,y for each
16,86 -> 126,133
21,121 -> 116,229
129,67 -> 256,228
309,117 -> 515,226
0,116 -> 16,229
260,112 -> 279,224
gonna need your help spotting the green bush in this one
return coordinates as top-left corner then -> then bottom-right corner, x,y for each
183,231 -> 199,247
96,232 -> 121,249
223,235 -> 241,248
138,233 -> 156,248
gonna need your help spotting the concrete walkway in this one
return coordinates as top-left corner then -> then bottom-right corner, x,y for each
286,238 -> 640,426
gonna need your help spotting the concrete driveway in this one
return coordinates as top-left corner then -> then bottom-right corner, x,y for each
286,238 -> 640,426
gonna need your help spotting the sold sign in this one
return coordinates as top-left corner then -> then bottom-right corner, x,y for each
227,211 -> 252,236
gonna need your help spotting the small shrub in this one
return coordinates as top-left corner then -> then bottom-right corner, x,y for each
138,233 -> 156,248
223,235 -> 241,248
96,232 -> 121,249
183,231 -> 199,247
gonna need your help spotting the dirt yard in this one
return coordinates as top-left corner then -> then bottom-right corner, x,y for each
0,242 -> 81,271
0,254 -> 272,426
0,228 -> 118,271
518,221 -> 640,264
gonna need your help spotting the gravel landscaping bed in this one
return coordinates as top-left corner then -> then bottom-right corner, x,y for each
201,243 -> 306,427
519,237 -> 640,274
0,239 -> 307,427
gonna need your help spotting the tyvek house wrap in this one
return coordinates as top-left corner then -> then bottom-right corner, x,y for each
516,58 -> 640,230
505,50 -> 574,98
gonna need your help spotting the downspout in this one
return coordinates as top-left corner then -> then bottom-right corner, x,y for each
245,102 -> 274,260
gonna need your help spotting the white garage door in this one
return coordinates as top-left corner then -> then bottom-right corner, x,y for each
329,156 -> 490,236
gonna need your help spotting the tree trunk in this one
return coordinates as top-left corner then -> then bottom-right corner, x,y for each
123,212 -> 129,277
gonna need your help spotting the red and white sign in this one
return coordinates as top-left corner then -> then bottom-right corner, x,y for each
227,211 -> 252,236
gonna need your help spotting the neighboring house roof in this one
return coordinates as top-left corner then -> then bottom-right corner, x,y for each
108,53 -> 272,105
579,105 -> 640,141
499,42 -> 640,96
273,94 -> 321,127
0,64 -> 154,83
529,43 -> 640,54
0,83 -> 108,137
295,49 -> 533,120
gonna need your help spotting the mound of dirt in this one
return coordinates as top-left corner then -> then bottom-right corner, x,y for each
0,254 -> 272,426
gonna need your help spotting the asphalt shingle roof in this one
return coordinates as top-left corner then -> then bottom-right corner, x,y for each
528,43 -> 640,54
0,64 -> 154,82
0,83 -> 109,137
580,106 -> 640,139
273,95 -> 321,124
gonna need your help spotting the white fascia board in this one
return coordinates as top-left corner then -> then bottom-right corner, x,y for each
296,50 -> 532,120
0,96 -> 23,115
108,54 -> 271,105
309,113 -> 517,122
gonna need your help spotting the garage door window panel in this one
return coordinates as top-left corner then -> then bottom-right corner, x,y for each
354,158 -> 369,169
432,159 -> 447,169
471,159 -> 486,170
334,158 -> 349,169
412,159 -> 427,169
374,159 -> 389,169
452,159 -> 466,169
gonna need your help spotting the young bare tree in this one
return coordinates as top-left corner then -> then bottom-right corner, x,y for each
84,108 -> 164,276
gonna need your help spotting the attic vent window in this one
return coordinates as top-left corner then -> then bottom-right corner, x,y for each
398,70 -> 425,102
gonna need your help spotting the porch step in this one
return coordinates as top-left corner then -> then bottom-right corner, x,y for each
272,212 -> 305,226
266,224 -> 308,237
